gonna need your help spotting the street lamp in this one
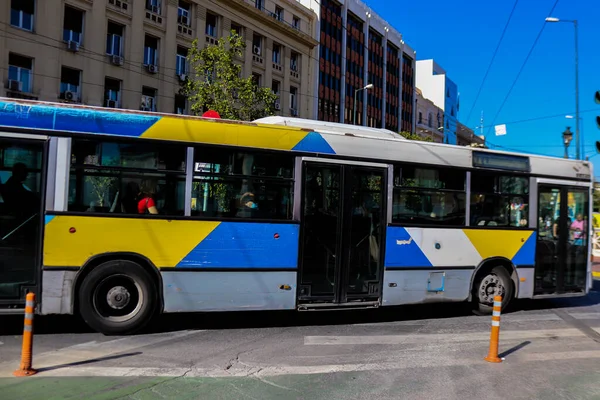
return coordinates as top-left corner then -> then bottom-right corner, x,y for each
563,126 -> 573,159
353,83 -> 373,125
566,115 -> 584,156
546,16 -> 580,159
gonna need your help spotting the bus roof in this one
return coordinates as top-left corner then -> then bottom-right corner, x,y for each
0,98 -> 592,181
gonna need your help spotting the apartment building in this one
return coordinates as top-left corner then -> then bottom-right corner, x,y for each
297,0 -> 416,132
415,59 -> 459,144
456,121 -> 485,147
1,0 -> 318,117
415,87 -> 444,142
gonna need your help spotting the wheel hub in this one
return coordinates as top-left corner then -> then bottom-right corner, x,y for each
479,274 -> 505,304
106,286 -> 131,310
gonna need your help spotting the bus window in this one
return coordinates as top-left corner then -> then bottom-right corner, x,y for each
392,165 -> 466,226
470,173 -> 529,227
68,138 -> 186,216
191,146 -> 293,219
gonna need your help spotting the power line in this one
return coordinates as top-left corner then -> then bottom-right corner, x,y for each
486,0 -> 560,136
465,0 -> 520,126
478,107 -> 598,129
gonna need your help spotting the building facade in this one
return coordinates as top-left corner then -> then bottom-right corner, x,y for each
415,87 -> 443,142
456,121 -> 485,147
1,0 -> 318,117
416,59 -> 458,144
298,0 -> 416,132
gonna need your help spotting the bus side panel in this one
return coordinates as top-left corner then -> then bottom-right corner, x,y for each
381,226 -> 536,305
42,215 -> 299,313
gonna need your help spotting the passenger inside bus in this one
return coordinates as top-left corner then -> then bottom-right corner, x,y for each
0,162 -> 38,219
137,179 -> 159,214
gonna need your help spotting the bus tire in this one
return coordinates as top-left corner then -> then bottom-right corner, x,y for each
78,260 -> 158,335
472,266 -> 514,315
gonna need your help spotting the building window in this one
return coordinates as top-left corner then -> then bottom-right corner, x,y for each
176,46 -> 188,76
255,0 -> 263,10
252,73 -> 261,87
10,0 -> 34,31
392,166 -> 466,226
68,138 -> 186,215
144,34 -> 159,66
104,77 -> 121,107
290,52 -> 298,71
106,21 -> 123,56
141,86 -> 157,111
8,53 -> 32,93
63,6 -> 83,44
292,16 -> 300,30
174,94 -> 187,115
191,147 -> 293,219
205,12 -> 217,37
146,0 -> 161,14
252,34 -> 262,56
470,173 -> 529,227
428,113 -> 433,128
418,112 -> 422,124
60,67 -> 81,100
177,0 -> 191,25
272,44 -> 281,65
290,86 -> 298,111
272,80 -> 280,96
274,6 -> 283,21
230,23 -> 242,36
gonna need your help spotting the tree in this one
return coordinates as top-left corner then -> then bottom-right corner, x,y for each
398,131 -> 434,142
184,33 -> 278,121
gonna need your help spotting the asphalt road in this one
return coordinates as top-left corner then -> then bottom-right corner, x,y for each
1,284 -> 600,399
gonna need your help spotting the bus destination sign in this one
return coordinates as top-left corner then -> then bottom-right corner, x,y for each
472,151 -> 530,172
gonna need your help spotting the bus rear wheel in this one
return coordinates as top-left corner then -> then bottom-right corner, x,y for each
472,266 -> 513,315
78,260 -> 158,335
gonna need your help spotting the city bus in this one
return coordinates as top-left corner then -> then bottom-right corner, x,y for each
0,98 -> 593,334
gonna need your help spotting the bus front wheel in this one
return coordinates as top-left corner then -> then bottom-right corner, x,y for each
472,266 -> 513,315
78,260 -> 158,335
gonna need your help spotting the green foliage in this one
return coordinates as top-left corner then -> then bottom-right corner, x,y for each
183,33 -> 278,121
398,131 -> 434,142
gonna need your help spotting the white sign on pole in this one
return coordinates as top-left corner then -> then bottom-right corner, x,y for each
494,124 -> 507,136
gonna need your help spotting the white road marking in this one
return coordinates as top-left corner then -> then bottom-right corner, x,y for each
31,350 -> 600,378
0,330 -> 204,376
304,328 -> 593,346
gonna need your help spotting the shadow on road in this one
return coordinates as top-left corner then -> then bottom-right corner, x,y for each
1,280 -> 599,336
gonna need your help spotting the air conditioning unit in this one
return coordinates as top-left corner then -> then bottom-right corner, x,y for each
64,90 -> 78,102
7,79 -> 22,92
178,15 -> 188,25
111,55 -> 124,66
67,40 -> 80,52
105,99 -> 118,108
253,45 -> 261,56
178,73 -> 187,82
146,64 -> 158,74
274,101 -> 280,110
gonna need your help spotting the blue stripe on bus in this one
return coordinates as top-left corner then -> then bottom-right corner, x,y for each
0,101 -> 159,137
176,222 -> 299,268
291,132 -> 336,154
44,215 -> 55,225
384,226 -> 433,268
511,231 -> 537,266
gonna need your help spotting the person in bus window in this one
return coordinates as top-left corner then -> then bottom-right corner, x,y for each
570,213 -> 586,245
121,181 -> 140,214
2,162 -> 37,218
138,179 -> 159,214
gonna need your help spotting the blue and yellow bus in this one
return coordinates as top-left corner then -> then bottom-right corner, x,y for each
0,99 -> 593,334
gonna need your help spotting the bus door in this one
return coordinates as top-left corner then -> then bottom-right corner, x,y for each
297,158 -> 388,307
0,135 -> 47,307
535,182 -> 590,295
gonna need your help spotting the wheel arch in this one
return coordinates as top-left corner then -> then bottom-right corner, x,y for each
72,252 -> 164,315
469,256 -> 519,301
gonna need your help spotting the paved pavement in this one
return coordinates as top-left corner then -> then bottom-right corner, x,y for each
1,283 -> 600,399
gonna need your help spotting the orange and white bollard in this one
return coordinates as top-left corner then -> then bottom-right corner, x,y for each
13,292 -> 37,377
484,295 -> 503,363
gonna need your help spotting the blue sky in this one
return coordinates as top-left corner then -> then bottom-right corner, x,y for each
366,0 -> 599,173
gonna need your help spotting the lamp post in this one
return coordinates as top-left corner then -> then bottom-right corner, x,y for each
353,83 -> 373,125
563,126 -> 573,159
566,115 -> 584,156
546,17 -> 580,160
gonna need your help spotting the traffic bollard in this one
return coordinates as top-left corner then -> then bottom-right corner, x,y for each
13,292 -> 37,377
484,295 -> 503,363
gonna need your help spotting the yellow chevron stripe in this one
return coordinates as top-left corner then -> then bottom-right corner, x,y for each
141,116 -> 309,150
462,229 -> 533,260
